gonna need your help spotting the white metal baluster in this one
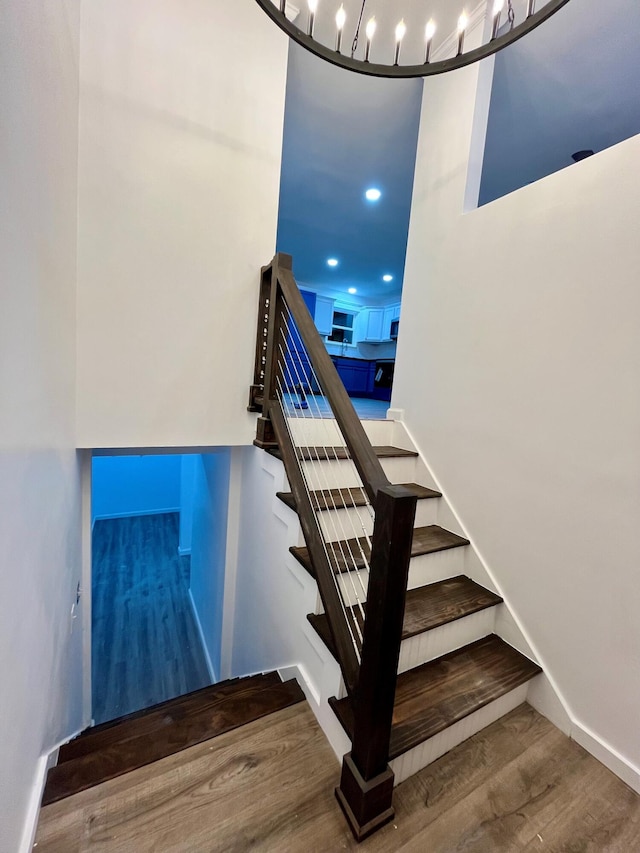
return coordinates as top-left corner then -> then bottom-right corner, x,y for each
276,327 -> 367,633
274,372 -> 362,657
277,323 -> 370,618
281,306 -> 376,591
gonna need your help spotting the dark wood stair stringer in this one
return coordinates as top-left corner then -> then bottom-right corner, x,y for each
42,672 -> 304,806
329,635 -> 541,762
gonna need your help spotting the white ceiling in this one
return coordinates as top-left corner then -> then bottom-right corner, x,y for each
273,0 -> 637,300
276,42 -> 423,302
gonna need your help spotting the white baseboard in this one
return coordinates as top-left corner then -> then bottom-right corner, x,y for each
93,506 -> 181,523
278,663 -> 320,706
20,727 -> 84,853
188,588 -> 217,684
278,662 -> 351,763
392,414 -> 640,795
571,719 -> 640,794
387,407 -> 405,422
19,755 -> 49,853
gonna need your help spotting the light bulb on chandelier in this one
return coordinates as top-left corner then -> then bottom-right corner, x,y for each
256,0 -> 571,79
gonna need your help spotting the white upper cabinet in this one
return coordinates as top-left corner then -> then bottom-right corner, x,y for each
356,304 -> 401,343
383,303 -> 401,339
361,308 -> 385,342
314,295 -> 334,336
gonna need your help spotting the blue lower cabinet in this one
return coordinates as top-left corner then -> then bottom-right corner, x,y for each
331,357 -> 376,396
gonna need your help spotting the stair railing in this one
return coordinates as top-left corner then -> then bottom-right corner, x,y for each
249,253 -> 417,840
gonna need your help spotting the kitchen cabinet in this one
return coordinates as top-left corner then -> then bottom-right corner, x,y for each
356,304 -> 401,343
331,357 -> 375,396
383,304 -> 401,339
314,295 -> 334,337
359,308 -> 385,342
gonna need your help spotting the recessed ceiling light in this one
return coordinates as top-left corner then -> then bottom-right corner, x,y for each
365,188 -> 382,202
327,258 -> 339,267
383,274 -> 394,282
348,287 -> 357,295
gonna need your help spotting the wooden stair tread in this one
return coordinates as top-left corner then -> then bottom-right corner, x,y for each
291,525 -> 469,575
277,482 -> 441,513
57,671 -> 284,763
43,673 -> 304,806
267,445 -> 418,462
329,635 -> 541,761
308,576 -> 503,657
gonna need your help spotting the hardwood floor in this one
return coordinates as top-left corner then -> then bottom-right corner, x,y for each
42,674 -> 305,805
35,702 -> 640,852
92,512 -> 211,725
282,393 -> 390,420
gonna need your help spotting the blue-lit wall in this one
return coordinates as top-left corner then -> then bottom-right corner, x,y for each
92,455 -> 182,522
480,0 -> 640,206
189,451 -> 231,681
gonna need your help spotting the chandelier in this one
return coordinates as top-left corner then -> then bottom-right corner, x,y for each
254,0 -> 571,78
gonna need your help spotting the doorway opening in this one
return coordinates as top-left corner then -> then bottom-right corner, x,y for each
276,43 -> 422,418
91,451 -> 230,725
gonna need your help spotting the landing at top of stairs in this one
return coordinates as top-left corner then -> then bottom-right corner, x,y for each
42,672 -> 304,806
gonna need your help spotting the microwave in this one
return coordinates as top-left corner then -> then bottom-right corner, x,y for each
390,319 -> 399,340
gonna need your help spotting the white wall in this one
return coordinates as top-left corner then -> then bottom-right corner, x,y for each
480,0 -> 640,205
189,451 -> 231,681
76,0 -> 289,449
179,455 -> 197,555
229,446 -> 350,758
231,448 -> 322,680
92,455 -> 182,521
0,2 -> 84,850
395,50 -> 640,784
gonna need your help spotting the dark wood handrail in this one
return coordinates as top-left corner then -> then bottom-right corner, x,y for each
276,266 -> 389,504
249,253 -> 418,839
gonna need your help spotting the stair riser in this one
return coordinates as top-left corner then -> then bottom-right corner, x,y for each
300,456 -> 417,490
316,499 -> 438,542
398,610 -> 497,674
335,547 -> 466,601
287,418 -> 395,447
389,683 -> 531,785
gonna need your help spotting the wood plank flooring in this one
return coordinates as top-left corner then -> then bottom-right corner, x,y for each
43,674 -> 304,805
35,702 -> 640,852
92,513 -> 211,725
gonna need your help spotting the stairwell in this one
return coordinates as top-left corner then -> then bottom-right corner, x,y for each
258,413 -> 544,796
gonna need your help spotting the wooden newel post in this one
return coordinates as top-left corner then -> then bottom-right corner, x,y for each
251,253 -> 293,448
336,484 -> 417,841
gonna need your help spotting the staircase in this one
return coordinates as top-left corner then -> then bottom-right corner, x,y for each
248,253 -> 544,840
265,423 -> 541,783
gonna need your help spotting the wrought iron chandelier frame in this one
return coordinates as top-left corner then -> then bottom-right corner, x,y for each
254,0 -> 571,78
